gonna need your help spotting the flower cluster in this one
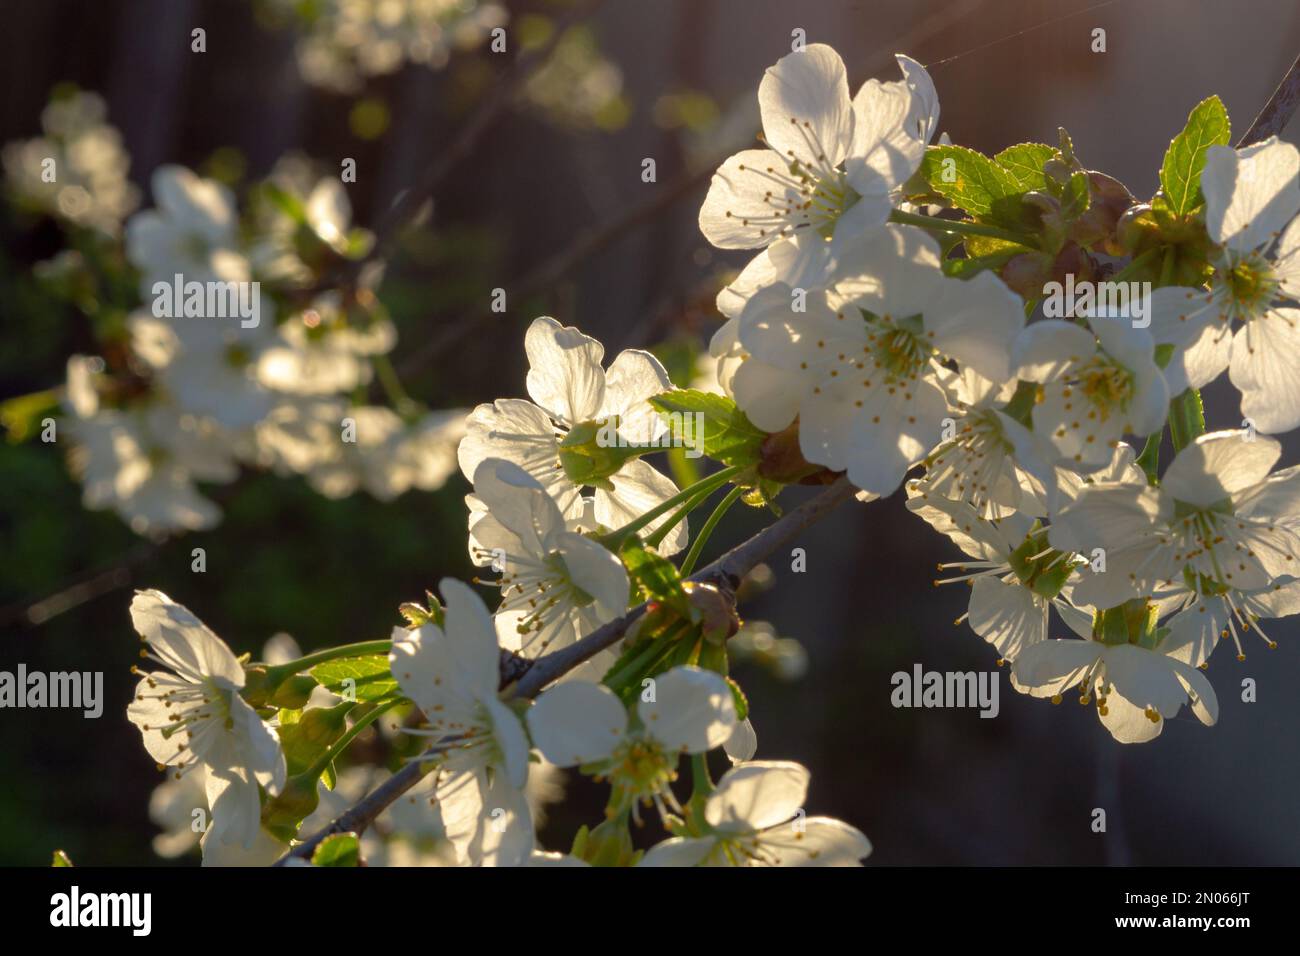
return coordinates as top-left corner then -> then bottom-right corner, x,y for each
701,44 -> 1300,743
3,90 -> 139,236
105,39 -> 1300,869
7,107 -> 467,534
265,0 -> 509,94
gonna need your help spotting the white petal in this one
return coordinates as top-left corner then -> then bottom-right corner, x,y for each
967,576 -> 1046,661
1097,691 -> 1165,743
390,579 -> 500,711
470,457 -> 564,556
598,459 -> 689,555
759,816 -> 872,866
758,44 -> 853,170
845,77 -> 923,198
204,766 -> 261,850
638,837 -> 715,867
526,680 -> 627,766
457,399 -> 579,518
724,718 -> 758,764
730,356 -> 805,433
1161,429 -> 1280,507
1009,639 -> 1100,698
129,590 -> 244,687
1013,320 -> 1096,382
706,760 -> 809,831
602,349 -> 672,436
895,54 -> 940,142
1230,308 -> 1300,433
927,271 -> 1024,382
524,317 -> 606,424
639,666 -> 737,753
484,695 -> 532,789
1202,139 -> 1300,252
698,149 -> 801,249
554,531 -> 630,621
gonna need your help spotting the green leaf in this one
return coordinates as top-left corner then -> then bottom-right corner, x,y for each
919,145 -> 1023,220
726,676 -> 749,722
648,389 -> 766,467
620,539 -> 695,620
261,181 -> 308,223
311,655 -> 399,702
1159,95 -> 1230,217
943,249 -> 1020,279
993,143 -> 1055,191
1058,170 -> 1092,223
312,832 -> 361,867
398,591 -> 445,628
277,702 -> 352,777
1,389 -> 60,444
51,850 -> 73,867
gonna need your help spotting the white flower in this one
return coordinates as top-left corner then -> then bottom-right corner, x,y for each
129,310 -> 277,429
526,666 -> 736,821
639,761 -> 871,866
274,0 -> 508,94
147,768 -> 209,858
458,317 -> 687,553
468,458 -> 628,664
254,299 -> 396,396
2,91 -> 138,234
914,367 -> 1056,518
1052,430 -> 1300,661
908,489 -> 1089,661
1013,314 -> 1168,471
698,46 -> 928,250
65,401 -> 238,535
390,578 -> 533,866
710,231 -> 835,397
127,590 -> 286,849
1149,138 -> 1300,432
254,401 -> 463,501
126,165 -> 249,296
249,177 -> 358,282
731,225 -> 1024,494
1011,632 -> 1219,743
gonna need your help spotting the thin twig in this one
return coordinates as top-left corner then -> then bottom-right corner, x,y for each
392,160 -> 717,380
0,540 -> 158,628
282,753 -> 441,863
1237,53 -> 1300,147
512,477 -> 858,697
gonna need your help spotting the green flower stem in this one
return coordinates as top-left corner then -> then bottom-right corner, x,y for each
600,464 -> 746,548
264,640 -> 392,682
1136,432 -> 1161,485
888,209 -> 1038,250
643,480 -> 721,550
680,485 -> 745,576
601,623 -> 688,695
304,698 -> 403,781
371,354 -> 417,415
1168,388 -> 1206,453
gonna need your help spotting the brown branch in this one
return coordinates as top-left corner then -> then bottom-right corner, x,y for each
1237,53 -> 1300,147
512,477 -> 858,698
279,477 -> 858,862
281,754 -> 440,863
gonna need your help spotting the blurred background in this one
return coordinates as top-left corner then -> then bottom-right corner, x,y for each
2,0 -> 1299,865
